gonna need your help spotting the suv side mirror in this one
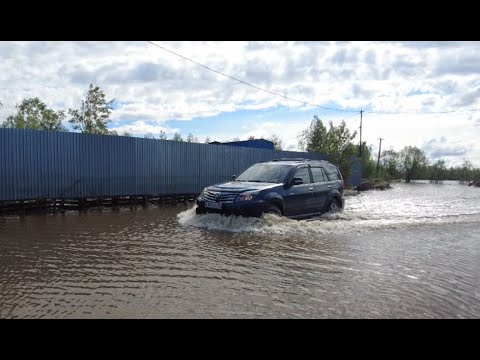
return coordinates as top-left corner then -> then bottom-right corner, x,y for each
291,177 -> 304,186
231,175 -> 237,180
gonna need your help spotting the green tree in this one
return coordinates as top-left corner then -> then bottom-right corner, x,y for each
447,166 -> 459,181
158,130 -> 167,140
428,159 -> 447,184
232,137 -> 240,141
1,97 -> 66,131
172,132 -> 183,142
359,141 -> 376,179
269,134 -> 284,151
247,135 -> 255,140
299,116 -> 357,184
144,133 -> 155,139
439,161 -> 480,183
121,131 -> 132,137
186,132 -> 199,143
460,159 -> 474,183
473,167 -> 480,182
399,146 -> 429,183
204,136 -> 211,143
68,84 -> 114,134
380,149 -> 401,180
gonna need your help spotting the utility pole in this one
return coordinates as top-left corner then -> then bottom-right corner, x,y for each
376,138 -> 384,177
359,110 -> 363,157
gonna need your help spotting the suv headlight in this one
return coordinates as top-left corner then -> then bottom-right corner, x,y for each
236,192 -> 256,202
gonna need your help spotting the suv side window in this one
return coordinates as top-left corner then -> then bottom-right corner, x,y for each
324,165 -> 340,181
294,167 -> 312,184
311,167 -> 326,183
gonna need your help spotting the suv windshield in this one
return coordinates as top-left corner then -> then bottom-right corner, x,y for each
235,164 -> 292,183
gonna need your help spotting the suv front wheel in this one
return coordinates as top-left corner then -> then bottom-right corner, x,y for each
263,205 -> 282,216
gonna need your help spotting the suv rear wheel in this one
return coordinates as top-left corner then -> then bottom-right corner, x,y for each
326,198 -> 341,213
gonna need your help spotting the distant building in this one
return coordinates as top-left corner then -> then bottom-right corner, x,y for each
209,139 -> 274,150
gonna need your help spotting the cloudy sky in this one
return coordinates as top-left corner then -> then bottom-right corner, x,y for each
1,41 -> 480,166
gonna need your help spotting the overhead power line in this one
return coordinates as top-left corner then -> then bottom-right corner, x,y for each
343,112 -> 362,120
146,41 -> 360,113
366,108 -> 480,115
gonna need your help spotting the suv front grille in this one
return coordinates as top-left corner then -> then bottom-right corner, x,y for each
203,190 -> 239,203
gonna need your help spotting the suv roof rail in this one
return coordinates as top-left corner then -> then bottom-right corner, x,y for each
270,158 -> 309,162
269,158 -> 330,162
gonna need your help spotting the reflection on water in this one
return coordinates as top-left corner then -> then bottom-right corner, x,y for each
1,183 -> 480,318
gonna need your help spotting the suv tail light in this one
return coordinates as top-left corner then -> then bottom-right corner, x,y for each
340,179 -> 344,187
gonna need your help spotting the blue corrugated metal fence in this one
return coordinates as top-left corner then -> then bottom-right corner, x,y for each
0,129 -> 361,201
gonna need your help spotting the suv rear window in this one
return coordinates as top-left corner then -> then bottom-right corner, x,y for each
324,165 -> 341,181
310,167 -> 326,183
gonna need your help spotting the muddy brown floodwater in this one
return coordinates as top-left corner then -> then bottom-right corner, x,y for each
1,182 -> 479,318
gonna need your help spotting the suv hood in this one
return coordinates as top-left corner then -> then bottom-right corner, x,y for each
209,181 -> 282,192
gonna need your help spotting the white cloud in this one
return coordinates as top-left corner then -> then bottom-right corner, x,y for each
1,41 -> 480,165
110,120 -> 178,137
422,136 -> 471,163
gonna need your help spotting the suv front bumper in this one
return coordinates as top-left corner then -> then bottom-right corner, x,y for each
196,198 -> 268,217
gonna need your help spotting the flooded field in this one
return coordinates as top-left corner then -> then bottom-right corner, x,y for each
1,182 -> 479,318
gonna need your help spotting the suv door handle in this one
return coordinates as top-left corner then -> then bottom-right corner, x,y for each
327,185 -> 331,188
308,188 -> 314,192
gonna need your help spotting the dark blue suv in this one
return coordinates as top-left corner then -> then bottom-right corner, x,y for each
196,159 -> 345,219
